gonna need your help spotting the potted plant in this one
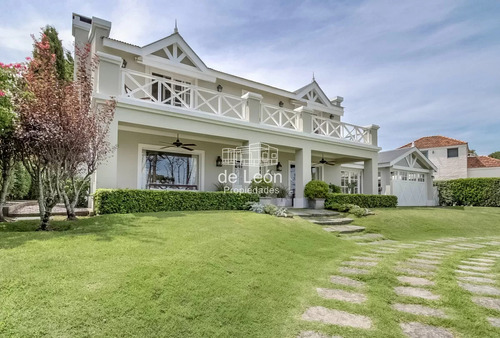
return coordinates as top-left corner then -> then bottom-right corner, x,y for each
304,180 -> 329,209
249,178 -> 274,205
273,185 -> 292,207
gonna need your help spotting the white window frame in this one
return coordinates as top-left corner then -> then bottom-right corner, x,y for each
137,143 -> 205,190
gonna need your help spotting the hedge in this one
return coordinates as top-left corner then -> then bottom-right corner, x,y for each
325,193 -> 398,209
94,189 -> 259,214
434,178 -> 500,207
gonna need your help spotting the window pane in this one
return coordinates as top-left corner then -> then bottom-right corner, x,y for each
144,151 -> 198,190
447,148 -> 458,158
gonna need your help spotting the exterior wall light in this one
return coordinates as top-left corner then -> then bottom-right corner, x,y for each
216,156 -> 223,167
235,160 -> 242,169
279,101 -> 284,107
121,59 -> 127,68
217,84 -> 223,92
276,162 -> 283,172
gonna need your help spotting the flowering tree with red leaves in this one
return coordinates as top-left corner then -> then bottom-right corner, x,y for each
16,33 -> 115,229
0,61 -> 25,222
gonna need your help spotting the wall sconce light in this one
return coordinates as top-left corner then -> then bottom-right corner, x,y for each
216,156 -> 222,167
217,84 -> 223,92
235,160 -> 242,169
276,162 -> 283,172
279,101 -> 284,107
121,59 -> 127,68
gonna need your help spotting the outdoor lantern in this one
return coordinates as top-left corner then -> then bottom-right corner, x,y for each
121,59 -> 127,68
217,84 -> 223,92
216,156 -> 223,167
235,160 -> 242,169
276,162 -> 283,172
279,101 -> 284,107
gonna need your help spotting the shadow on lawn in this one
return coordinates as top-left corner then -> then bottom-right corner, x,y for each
0,211 -> 193,250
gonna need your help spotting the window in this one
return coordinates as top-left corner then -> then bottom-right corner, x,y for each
341,170 -> 359,194
447,148 -> 458,158
418,174 -> 425,182
143,150 -> 198,190
421,150 -> 428,158
152,73 -> 191,107
401,171 -> 408,181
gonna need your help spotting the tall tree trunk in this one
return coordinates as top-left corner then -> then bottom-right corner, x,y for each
61,189 -> 77,221
0,160 -> 14,222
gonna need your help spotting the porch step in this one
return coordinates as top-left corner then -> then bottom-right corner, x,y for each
289,209 -> 340,218
311,218 -> 354,226
323,225 -> 366,234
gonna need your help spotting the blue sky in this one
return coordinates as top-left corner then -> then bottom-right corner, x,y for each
1,0 -> 499,154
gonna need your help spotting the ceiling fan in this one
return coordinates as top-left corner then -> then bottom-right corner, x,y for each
314,154 -> 336,166
160,134 -> 197,151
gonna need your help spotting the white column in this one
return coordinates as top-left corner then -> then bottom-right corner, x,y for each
362,157 -> 378,194
243,140 -> 261,188
293,147 -> 311,208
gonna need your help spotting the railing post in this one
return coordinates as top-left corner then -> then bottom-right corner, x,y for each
241,92 -> 263,123
294,106 -> 314,133
364,124 -> 380,146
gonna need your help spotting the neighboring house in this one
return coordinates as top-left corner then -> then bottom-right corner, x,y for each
400,136 -> 500,180
378,148 -> 437,206
72,14 -> 381,208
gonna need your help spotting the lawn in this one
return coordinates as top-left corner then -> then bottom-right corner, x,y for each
0,207 -> 499,337
0,211 -> 356,337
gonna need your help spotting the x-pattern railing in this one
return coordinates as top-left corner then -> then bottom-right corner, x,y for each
312,116 -> 371,144
261,104 -> 301,131
122,70 -> 246,121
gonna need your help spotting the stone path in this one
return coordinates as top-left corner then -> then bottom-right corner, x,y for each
298,236 -> 500,337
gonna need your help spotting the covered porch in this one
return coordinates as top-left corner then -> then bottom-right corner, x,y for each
93,105 -> 380,208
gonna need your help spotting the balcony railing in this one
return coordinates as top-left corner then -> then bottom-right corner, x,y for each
118,69 -> 374,145
312,116 -> 371,144
260,104 -> 301,131
121,69 -> 247,121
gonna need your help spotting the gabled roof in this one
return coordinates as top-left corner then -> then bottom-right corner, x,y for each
293,80 -> 334,108
379,147 -> 437,171
467,156 -> 500,168
400,136 -> 468,149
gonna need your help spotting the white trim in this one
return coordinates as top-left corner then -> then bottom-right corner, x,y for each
139,55 -> 216,82
392,165 -> 433,174
96,51 -> 123,66
119,125 -> 242,146
137,143 -> 205,191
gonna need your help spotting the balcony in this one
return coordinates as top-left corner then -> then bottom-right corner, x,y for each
118,69 -> 375,146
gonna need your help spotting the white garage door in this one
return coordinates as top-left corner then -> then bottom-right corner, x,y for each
392,180 -> 427,206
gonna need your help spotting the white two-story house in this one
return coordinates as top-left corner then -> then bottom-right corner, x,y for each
72,13 -> 381,208
400,136 -> 500,180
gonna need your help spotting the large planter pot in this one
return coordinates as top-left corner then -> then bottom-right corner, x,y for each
308,198 -> 325,209
259,197 -> 273,205
275,198 -> 292,207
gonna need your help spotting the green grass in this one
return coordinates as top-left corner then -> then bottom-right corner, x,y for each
354,206 -> 500,241
0,211 -> 357,337
0,207 -> 499,337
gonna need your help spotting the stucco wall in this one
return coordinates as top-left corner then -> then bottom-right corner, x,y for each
424,144 -> 468,180
467,167 -> 500,178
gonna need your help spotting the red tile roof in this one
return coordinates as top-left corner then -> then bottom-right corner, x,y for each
467,156 -> 500,168
400,136 -> 467,149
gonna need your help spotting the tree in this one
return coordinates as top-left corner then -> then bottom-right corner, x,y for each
489,151 -> 500,160
57,43 -> 115,220
40,26 -> 73,81
0,61 -> 24,222
17,32 -> 116,228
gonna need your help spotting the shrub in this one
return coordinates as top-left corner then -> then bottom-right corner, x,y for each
94,189 -> 259,214
434,178 -> 500,207
325,193 -> 398,208
263,204 -> 278,215
274,184 -> 290,198
304,180 -> 329,199
7,162 -> 31,200
248,202 -> 265,214
249,179 -> 273,197
328,183 -> 342,193
275,207 -> 288,217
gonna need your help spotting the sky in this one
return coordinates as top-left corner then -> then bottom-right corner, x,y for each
1,0 -> 499,154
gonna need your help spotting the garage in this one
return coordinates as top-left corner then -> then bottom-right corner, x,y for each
378,148 -> 437,206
